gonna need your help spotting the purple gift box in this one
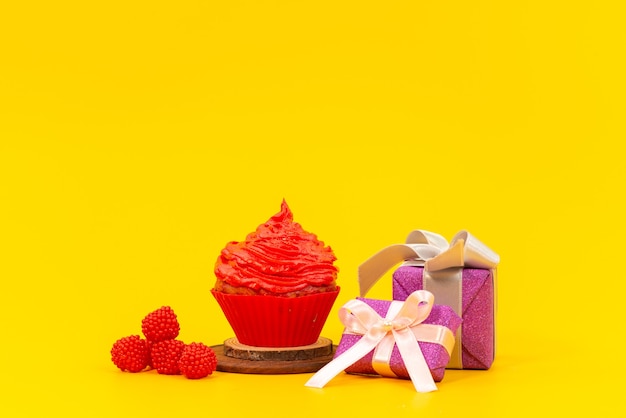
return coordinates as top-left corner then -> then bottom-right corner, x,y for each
393,266 -> 495,369
357,230 -> 500,370
336,296 -> 462,382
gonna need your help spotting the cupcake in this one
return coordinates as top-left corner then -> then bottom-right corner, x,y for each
211,199 -> 339,347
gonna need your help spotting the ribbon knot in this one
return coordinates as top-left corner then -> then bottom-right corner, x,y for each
377,315 -> 412,334
379,320 -> 393,332
305,290 -> 456,393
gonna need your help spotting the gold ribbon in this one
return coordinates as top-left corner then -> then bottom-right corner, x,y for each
305,290 -> 455,393
357,230 -> 499,369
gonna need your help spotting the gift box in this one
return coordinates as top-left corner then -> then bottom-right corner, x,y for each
305,290 -> 461,393
358,230 -> 499,370
393,266 -> 495,369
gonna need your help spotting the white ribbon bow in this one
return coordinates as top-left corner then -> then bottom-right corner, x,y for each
358,230 -> 500,297
305,290 -> 454,393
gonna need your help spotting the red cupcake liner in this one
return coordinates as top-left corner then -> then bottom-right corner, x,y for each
211,288 -> 340,347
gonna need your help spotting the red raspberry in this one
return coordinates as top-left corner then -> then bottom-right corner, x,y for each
178,342 -> 217,379
150,339 -> 186,375
111,335 -> 150,373
141,306 -> 180,342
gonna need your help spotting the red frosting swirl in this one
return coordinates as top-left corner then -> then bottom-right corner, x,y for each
214,200 -> 338,295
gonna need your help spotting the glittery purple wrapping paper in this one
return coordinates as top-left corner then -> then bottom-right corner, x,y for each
334,298 -> 462,382
392,266 -> 495,369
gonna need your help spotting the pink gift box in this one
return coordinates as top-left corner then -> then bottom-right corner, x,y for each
335,296 -> 462,382
393,266 -> 495,369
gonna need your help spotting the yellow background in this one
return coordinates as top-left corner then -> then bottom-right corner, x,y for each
1,1 -> 624,416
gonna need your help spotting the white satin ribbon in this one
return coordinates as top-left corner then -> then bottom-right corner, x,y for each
305,290 -> 454,393
358,230 -> 500,297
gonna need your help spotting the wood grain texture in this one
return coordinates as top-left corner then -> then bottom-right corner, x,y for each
211,337 -> 336,374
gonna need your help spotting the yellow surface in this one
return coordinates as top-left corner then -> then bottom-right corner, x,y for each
1,1 -> 625,416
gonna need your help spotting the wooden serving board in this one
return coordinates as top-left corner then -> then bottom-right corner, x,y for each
211,337 -> 336,374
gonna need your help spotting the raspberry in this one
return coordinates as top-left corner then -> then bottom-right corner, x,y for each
111,335 -> 150,373
178,342 -> 217,379
141,306 -> 180,342
150,339 -> 186,375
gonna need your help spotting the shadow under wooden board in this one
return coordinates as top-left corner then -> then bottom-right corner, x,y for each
211,337 -> 336,374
